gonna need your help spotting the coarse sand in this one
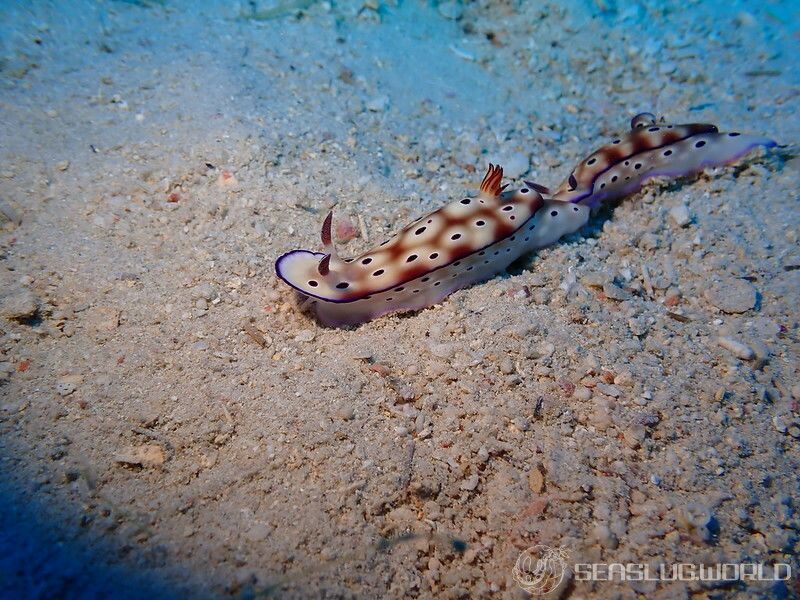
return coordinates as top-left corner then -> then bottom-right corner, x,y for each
1,1 -> 798,598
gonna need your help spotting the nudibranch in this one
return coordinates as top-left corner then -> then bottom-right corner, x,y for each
276,113 -> 775,327
276,164 -> 590,326
549,112 -> 776,207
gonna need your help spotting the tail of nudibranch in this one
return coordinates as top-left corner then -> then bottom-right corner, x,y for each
552,112 -> 776,207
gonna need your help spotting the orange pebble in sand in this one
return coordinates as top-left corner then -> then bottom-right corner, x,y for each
664,294 -> 681,307
335,216 -> 359,243
217,170 -> 237,187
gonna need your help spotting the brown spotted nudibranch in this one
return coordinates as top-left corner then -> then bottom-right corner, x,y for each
550,112 -> 776,207
276,164 -> 590,326
276,113 -> 775,327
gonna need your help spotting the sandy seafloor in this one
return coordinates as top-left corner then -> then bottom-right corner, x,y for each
1,0 -> 799,598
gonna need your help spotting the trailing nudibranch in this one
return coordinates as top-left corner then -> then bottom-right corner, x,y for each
275,113 -> 774,327
548,112 -> 776,207
276,164 -> 590,326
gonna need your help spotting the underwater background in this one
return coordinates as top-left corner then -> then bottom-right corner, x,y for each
1,0 -> 798,598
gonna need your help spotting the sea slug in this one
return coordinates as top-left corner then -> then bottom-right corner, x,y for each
276,113 -> 774,326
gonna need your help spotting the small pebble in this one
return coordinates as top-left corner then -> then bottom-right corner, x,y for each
528,466 -> 545,494
56,381 -> 77,397
528,342 -> 555,359
704,278 -> 757,313
437,0 -> 463,20
623,427 -> 644,449
527,273 -> 546,287
349,347 -> 373,360
242,324 -> 268,348
593,523 -> 618,549
595,383 -> 621,398
462,548 -> 477,563
460,475 -> 479,491
0,362 -> 13,383
735,11 -> 758,26
512,417 -> 529,431
337,407 -> 355,421
192,283 -> 216,301
532,289 -> 550,304
589,405 -> 612,431
0,200 -> 22,225
614,370 -> 634,387
668,204 -> 691,227
497,152 -> 529,179
136,406 -> 160,428
602,282 -> 632,301
638,232 -> 659,250
244,523 -> 271,542
717,336 -> 754,360
772,415 -> 788,434
581,272 -> 611,289
0,290 -> 40,321
114,444 -> 166,468
366,95 -> 389,112
664,287 -> 682,306
678,503 -> 714,543
428,342 -> 455,359
294,330 -> 316,343
217,170 -> 237,187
